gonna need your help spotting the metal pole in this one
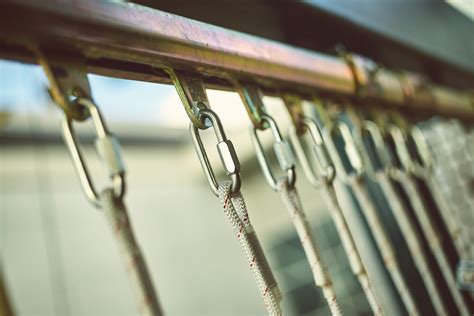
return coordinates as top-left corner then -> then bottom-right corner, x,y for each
0,0 -> 472,120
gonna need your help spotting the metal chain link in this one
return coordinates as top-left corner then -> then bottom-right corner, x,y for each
218,181 -> 282,316
62,98 -> 125,207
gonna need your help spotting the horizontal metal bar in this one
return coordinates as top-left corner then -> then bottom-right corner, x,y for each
0,0 -> 472,120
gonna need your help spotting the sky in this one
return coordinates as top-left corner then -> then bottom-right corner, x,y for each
0,60 -> 176,124
0,59 -> 290,132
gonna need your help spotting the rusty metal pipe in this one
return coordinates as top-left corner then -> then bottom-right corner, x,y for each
0,0 -> 472,120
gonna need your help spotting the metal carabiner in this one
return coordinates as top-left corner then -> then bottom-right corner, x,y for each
353,120 -> 392,177
289,117 -> 335,187
190,108 -> 241,197
409,126 -> 433,173
386,124 -> 415,174
386,121 -> 433,178
251,114 -> 296,190
323,121 -> 364,184
62,98 -> 126,207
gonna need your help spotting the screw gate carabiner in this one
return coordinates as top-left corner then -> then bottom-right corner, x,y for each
250,114 -> 296,191
387,125 -> 433,178
323,121 -> 364,184
386,124 -> 416,174
289,117 -> 335,187
190,108 -> 241,197
62,98 -> 126,207
409,127 -> 433,173
353,120 -> 392,178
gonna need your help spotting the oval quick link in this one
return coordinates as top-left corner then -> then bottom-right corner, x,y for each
249,110 -> 342,314
289,117 -> 335,187
322,121 -> 364,184
250,114 -> 296,190
290,117 -> 384,315
387,123 -> 468,257
61,97 -> 163,315
353,120 -> 392,177
324,120 -> 421,316
386,123 -> 471,315
189,108 -> 241,197
354,120 -> 450,316
386,124 -> 418,175
62,97 -> 126,207
181,78 -> 282,315
409,127 -> 433,173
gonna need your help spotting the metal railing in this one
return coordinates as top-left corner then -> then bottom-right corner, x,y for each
1,1 -> 473,315
0,0 -> 473,121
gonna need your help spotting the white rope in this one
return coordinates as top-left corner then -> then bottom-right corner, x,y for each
320,185 -> 383,316
376,172 -> 449,315
397,173 -> 470,316
218,181 -> 282,316
424,175 -> 470,260
349,176 -> 421,316
100,189 -> 163,316
276,179 -> 342,316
